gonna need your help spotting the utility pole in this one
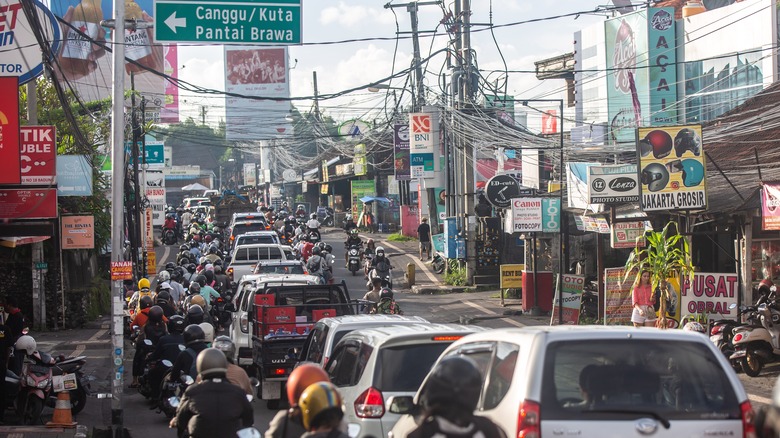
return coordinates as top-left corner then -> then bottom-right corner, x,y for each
312,71 -> 321,121
26,81 -> 47,331
130,73 -> 143,281
140,97 -> 148,278
200,105 -> 207,125
460,0 -> 477,285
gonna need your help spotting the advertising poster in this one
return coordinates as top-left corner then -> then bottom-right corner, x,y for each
655,275 -> 681,328
350,180 -> 376,220
574,215 -> 610,234
637,124 -> 706,211
243,163 -> 256,186
224,46 -> 291,141
762,182 -> 780,230
409,113 -> 435,178
145,170 -> 165,226
604,267 -> 633,325
552,274 -> 585,325
587,164 -> 639,204
611,221 -> 649,249
511,198 -> 560,233
160,44 -> 179,124
680,272 -> 739,324
500,264 -> 524,289
393,123 -> 410,181
0,0 -> 61,85
647,8 -> 678,125
20,126 -> 56,185
434,188 -> 446,223
0,77 -> 21,184
61,215 -> 94,249
51,0 -> 165,110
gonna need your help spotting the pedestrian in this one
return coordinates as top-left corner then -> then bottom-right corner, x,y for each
632,270 -> 657,328
417,217 -> 432,261
475,193 -> 493,218
3,297 -> 25,345
0,321 -> 13,424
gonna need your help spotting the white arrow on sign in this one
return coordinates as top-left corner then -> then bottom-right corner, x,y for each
165,12 -> 186,33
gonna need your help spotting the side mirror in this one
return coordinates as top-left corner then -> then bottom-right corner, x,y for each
168,396 -> 181,409
143,339 -> 153,346
387,395 -> 416,415
249,377 -> 260,388
182,375 -> 195,385
132,325 -> 140,331
162,359 -> 173,368
729,303 -> 738,310
246,394 -> 254,403
178,344 -> 186,351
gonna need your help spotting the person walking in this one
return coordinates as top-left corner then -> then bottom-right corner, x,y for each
417,217 -> 432,261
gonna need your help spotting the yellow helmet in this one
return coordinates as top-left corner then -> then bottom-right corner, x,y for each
138,278 -> 151,290
190,295 -> 206,309
299,382 -> 343,430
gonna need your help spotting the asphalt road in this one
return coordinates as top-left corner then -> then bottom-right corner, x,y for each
16,228 -> 778,436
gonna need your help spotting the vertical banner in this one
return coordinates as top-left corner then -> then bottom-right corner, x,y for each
145,170 -> 166,226
604,267 -> 633,325
647,8 -> 677,125
541,110 -> 558,134
637,124 -> 706,211
144,207 -> 154,251
0,76 -> 21,184
160,44 -> 179,123
350,180 -> 376,221
354,143 -> 367,176
552,274 -> 585,325
656,275 -> 681,327
321,159 -> 329,183
761,182 -> 780,230
680,272 -> 739,324
409,113 -> 435,178
393,123 -> 410,181
243,163 -> 256,186
20,126 -> 56,185
61,215 -> 95,249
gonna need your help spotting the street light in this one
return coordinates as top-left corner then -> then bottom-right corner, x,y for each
367,84 -> 416,111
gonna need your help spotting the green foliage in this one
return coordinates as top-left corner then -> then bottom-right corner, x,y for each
444,263 -> 467,286
387,233 -> 415,242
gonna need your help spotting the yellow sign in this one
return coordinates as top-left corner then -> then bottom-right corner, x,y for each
145,208 -> 154,251
146,252 -> 157,275
500,264 -> 525,289
320,183 -> 329,195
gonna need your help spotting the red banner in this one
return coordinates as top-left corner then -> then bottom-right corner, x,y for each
20,126 -> 56,185
0,188 -> 57,219
0,77 -> 21,184
762,182 -> 780,230
541,110 -> 558,134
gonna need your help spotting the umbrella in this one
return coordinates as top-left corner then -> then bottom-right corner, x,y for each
181,183 -> 209,191
359,196 -> 391,204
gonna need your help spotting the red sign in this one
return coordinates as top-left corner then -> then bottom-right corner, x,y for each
110,261 -> 134,281
20,126 -> 56,185
762,182 -> 780,230
0,188 -> 57,219
541,110 -> 558,134
0,77 -> 21,184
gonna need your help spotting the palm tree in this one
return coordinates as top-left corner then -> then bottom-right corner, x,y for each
624,221 -> 694,329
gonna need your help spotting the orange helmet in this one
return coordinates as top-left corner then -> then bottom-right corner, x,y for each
286,363 -> 329,406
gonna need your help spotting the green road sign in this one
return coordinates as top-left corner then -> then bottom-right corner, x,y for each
35,262 -> 48,270
154,0 -> 302,44
124,142 -> 165,165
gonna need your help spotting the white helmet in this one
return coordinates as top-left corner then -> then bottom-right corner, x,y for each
15,335 -> 36,356
199,322 -> 215,344
158,270 -> 171,282
683,321 -> 705,334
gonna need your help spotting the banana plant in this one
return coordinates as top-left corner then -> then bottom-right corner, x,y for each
624,221 -> 695,329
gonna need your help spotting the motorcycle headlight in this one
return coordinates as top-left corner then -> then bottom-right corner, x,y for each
26,376 -> 37,387
38,378 -> 51,389
349,249 -> 358,256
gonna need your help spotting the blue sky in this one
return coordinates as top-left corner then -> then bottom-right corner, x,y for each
176,1 -> 610,125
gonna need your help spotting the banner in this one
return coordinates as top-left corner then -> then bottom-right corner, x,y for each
160,44 -> 179,124
409,113 -> 435,178
0,188 -> 57,219
243,163 -> 256,186
144,207 -> 154,251
604,267 -> 633,325
587,164 -> 639,204
393,123 -> 410,181
57,155 -> 93,196
350,180 -> 376,219
354,144 -> 367,176
510,198 -> 560,233
61,215 -> 94,249
500,264 -> 524,289
20,126 -> 56,185
637,124 -> 706,211
611,221 -> 649,248
680,272 -> 739,325
762,182 -> 780,230
145,170 -> 165,226
0,76 -> 21,184
552,274 -> 585,325
574,215 -> 610,234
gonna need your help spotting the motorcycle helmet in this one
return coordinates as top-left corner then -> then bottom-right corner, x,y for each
196,347 -> 228,379
213,335 -> 236,363
139,295 -> 154,310
186,264 -> 197,274
168,315 -> 185,333
186,304 -> 204,324
183,324 -> 205,345
379,288 -> 393,300
312,246 -> 322,256
148,305 -> 164,323
759,279 -> 775,295
324,244 -> 333,253
158,270 -> 171,283
317,242 -> 326,251
199,322 -> 215,344
156,290 -> 171,303
641,163 -> 669,192
205,235 -> 212,244
199,257 -> 208,266
419,356 -> 482,412
214,265 -> 223,275
287,363 -> 330,406
674,128 -> 702,157
15,335 -> 37,356
165,262 -> 176,272
190,295 -> 207,310
138,278 -> 151,291
158,282 -> 172,291
376,246 -> 385,257
310,213 -> 317,219
196,275 -> 207,287
298,382 -> 344,430
683,321 -> 706,334
681,159 -> 705,187
188,282 -> 201,295
204,270 -> 215,284
192,234 -> 201,242
640,129 -> 673,159
172,267 -> 185,282
179,244 -> 190,252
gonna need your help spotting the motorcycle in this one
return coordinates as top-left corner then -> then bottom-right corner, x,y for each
431,252 -> 445,275
367,260 -> 393,290
579,282 -> 598,322
16,350 -> 55,425
49,354 -> 90,415
307,229 -> 321,243
211,293 -> 233,330
347,244 -> 362,276
162,227 -> 178,245
164,372 -> 196,418
731,301 -> 780,377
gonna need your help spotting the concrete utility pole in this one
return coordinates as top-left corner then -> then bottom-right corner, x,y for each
109,0 -> 127,433
312,71 -> 321,121
26,81 -> 47,331
460,0 -> 477,285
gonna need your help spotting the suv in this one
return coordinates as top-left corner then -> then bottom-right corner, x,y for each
228,220 -> 270,248
298,314 -> 429,367
390,326 -> 754,438
326,323 -> 485,438
227,244 -> 288,283
234,231 -> 281,247
254,260 -> 307,276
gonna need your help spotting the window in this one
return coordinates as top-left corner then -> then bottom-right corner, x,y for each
447,341 -> 520,410
237,235 -> 276,246
327,342 -> 361,387
375,342 -> 451,392
256,264 -> 305,275
302,325 -> 329,364
541,340 -> 740,421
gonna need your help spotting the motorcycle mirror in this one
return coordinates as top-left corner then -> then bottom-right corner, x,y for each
132,325 -> 140,331
246,394 -> 254,403
249,377 -> 260,387
237,428 -> 262,438
178,344 -> 186,351
162,359 -> 173,368
728,303 -> 738,310
773,286 -> 778,293
168,396 -> 180,409
182,375 -> 195,385
144,339 -> 153,346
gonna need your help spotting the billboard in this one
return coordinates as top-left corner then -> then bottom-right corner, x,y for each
160,44 -> 179,124
0,0 -> 61,84
0,77 -> 21,184
680,272 -> 739,324
393,123 -> 410,181
637,124 -> 706,211
57,155 -> 93,196
762,182 -> 780,230
510,198 -> 561,233
587,164 -> 639,204
20,126 -> 57,185
224,46 -> 291,141
350,180 -> 376,220
409,113 -> 435,179
50,0 -> 165,111
61,215 -> 95,249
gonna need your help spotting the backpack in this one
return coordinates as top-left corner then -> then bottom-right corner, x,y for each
185,347 -> 199,378
307,256 -> 323,275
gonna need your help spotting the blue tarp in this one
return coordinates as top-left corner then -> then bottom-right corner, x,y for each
359,196 -> 391,204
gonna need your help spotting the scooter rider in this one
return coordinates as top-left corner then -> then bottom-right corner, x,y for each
344,229 -> 362,267
211,336 -> 253,395
295,204 -> 307,219
147,315 -> 186,401
343,215 -> 357,232
306,213 -> 321,241
306,247 -> 326,283
170,324 -> 209,381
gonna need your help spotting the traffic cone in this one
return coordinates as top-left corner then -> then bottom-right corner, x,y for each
46,391 -> 77,428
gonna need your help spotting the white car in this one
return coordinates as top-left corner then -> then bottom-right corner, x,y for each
390,326 -> 753,438
227,274 -> 322,366
233,231 -> 281,247
226,243 -> 289,283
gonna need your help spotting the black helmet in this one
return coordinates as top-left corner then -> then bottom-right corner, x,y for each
196,348 -> 228,378
195,275 -> 207,287
213,335 -> 236,364
379,288 -> 393,300
183,324 -> 205,345
172,267 -> 185,282
310,213 -> 317,219
186,263 -> 197,273
213,259 -> 223,267
179,244 -> 190,252
208,246 -> 217,255
156,291 -> 171,303
324,244 -> 333,253
420,356 -> 482,413
187,304 -> 204,323
139,295 -> 153,310
148,305 -> 164,323
312,246 -> 321,256
317,242 -> 326,250
165,262 -> 176,272
203,270 -> 215,283
168,315 -> 185,333
188,283 -> 201,295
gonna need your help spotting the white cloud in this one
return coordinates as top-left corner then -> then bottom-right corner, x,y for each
320,2 -> 396,27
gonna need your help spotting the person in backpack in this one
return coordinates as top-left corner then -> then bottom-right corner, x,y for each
130,305 -> 168,389
307,247 -> 326,283
409,356 -> 506,438
147,315 -> 186,401
170,324 -> 209,381
371,288 -> 402,315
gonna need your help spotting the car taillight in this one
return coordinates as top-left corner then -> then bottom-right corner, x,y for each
741,401 -> 756,438
240,314 -> 248,333
711,325 -> 724,336
272,368 -> 286,376
517,400 -> 540,438
354,387 -> 384,418
734,333 -> 744,343
432,335 -> 464,341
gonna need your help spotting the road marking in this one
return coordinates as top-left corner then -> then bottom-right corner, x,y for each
749,393 -> 773,405
89,329 -> 107,341
379,240 -> 438,283
71,344 -> 86,357
161,245 -> 172,265
463,300 -> 526,328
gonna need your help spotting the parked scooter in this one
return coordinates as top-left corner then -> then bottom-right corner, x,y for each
709,302 -> 743,372
431,252 -> 445,275
579,280 -> 599,322
50,354 -> 90,415
731,301 -> 780,377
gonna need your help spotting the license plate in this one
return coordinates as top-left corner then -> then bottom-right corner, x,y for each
730,350 -> 746,359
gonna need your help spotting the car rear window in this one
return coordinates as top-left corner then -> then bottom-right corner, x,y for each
375,342 -> 452,392
256,264 -> 304,275
233,246 -> 283,262
237,235 -> 277,246
231,222 -> 267,237
541,339 -> 741,421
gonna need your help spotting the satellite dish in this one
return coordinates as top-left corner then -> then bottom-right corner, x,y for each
282,169 -> 297,182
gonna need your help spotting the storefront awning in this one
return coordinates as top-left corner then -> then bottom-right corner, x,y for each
360,196 -> 391,204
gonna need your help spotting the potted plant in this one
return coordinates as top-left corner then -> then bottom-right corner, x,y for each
624,221 -> 694,329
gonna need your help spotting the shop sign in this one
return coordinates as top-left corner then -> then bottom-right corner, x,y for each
485,174 -> 523,209
393,123 -> 410,181
761,182 -> 780,230
587,164 -> 639,204
681,272 -> 739,324
0,188 -> 57,219
409,113 -> 435,178
243,163 -> 256,186
604,267 -> 633,325
0,0 -> 60,84
499,264 -> 524,289
552,274 -> 585,325
145,170 -> 166,227
574,215 -> 610,234
110,261 -> 133,281
20,126 -> 56,184
146,252 -> 156,275
321,160 -> 329,182
0,77 -> 21,184
56,155 -> 93,196
610,221 -> 649,248
637,124 -> 706,211
61,215 -> 94,249
511,198 -> 560,233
